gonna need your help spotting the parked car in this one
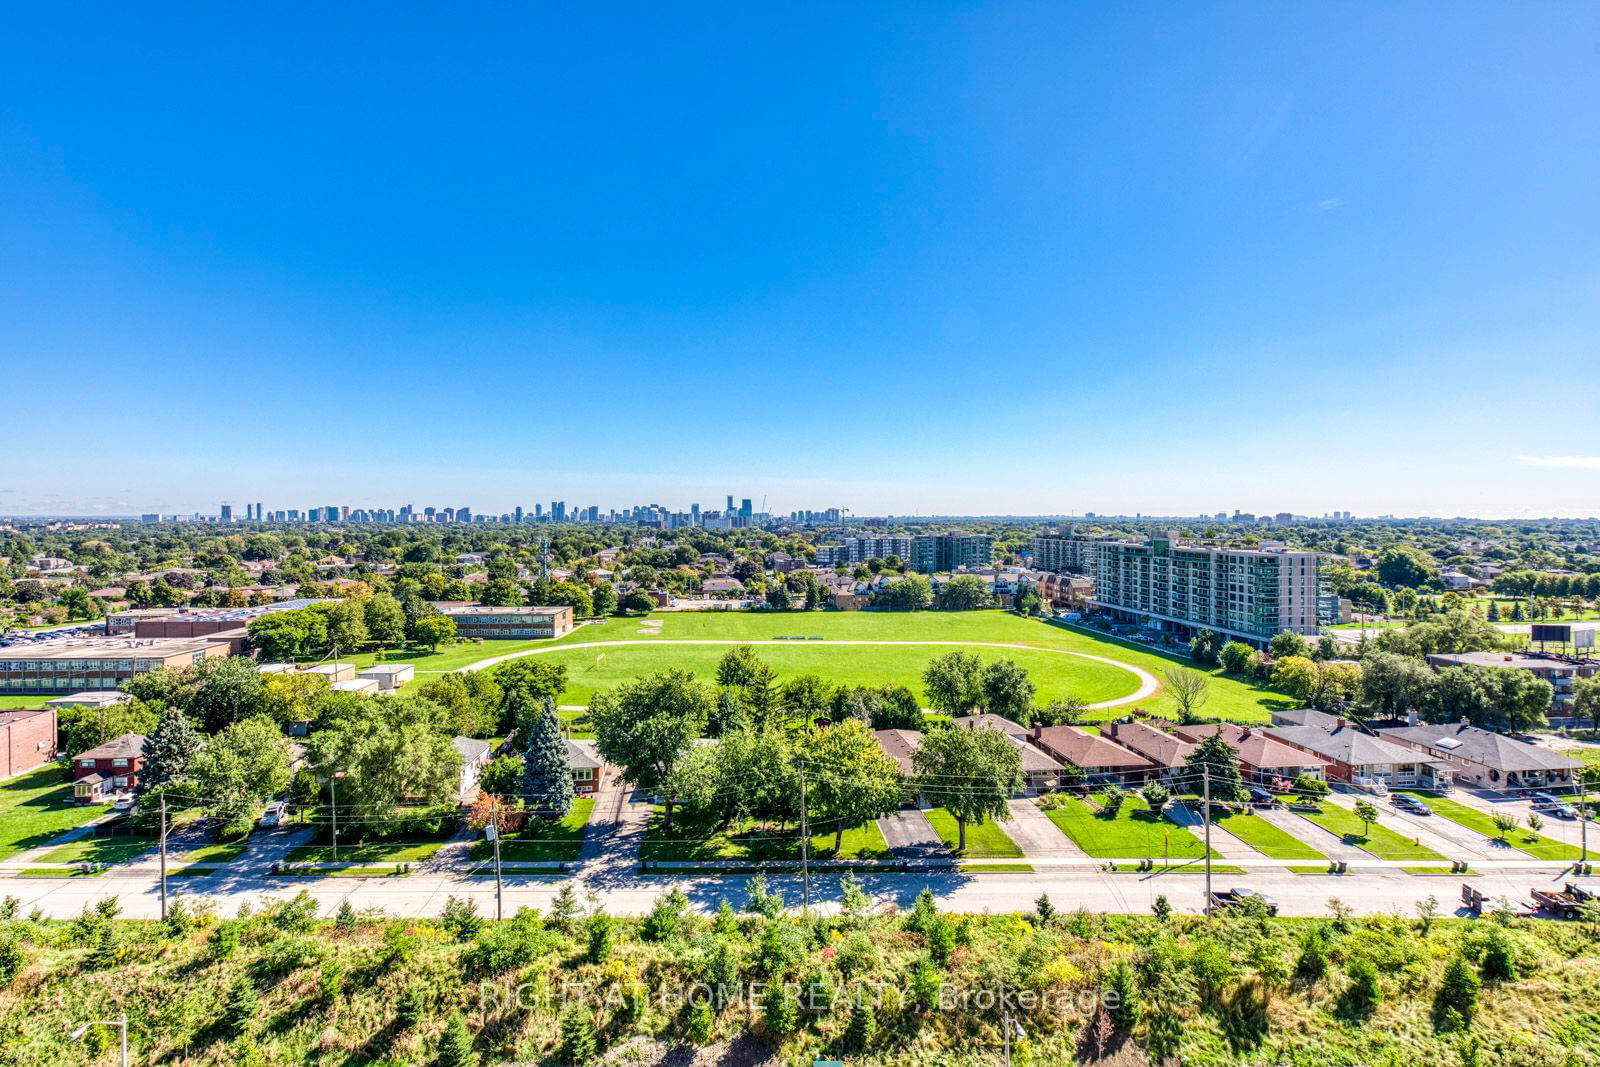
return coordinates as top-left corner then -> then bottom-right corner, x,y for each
1392,794 -> 1432,816
112,796 -> 137,814
1531,792 -> 1580,819
1209,888 -> 1279,916
259,800 -> 288,828
1246,786 -> 1278,808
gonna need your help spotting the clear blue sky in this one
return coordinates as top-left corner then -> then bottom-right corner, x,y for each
4,3 -> 1598,518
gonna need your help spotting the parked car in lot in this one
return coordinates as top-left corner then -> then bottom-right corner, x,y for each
1530,792 -> 1580,819
112,796 -> 137,814
1392,794 -> 1433,816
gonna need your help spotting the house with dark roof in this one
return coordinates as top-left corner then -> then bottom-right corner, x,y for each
1378,719 -> 1581,790
1102,720 -> 1194,779
72,732 -> 146,803
1264,715 -> 1450,791
1173,722 -> 1332,785
950,714 -> 1029,740
872,729 -> 923,776
1028,725 -> 1153,785
567,740 -> 602,794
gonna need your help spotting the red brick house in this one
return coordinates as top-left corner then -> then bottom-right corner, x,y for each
0,708 -> 57,781
71,732 -> 146,803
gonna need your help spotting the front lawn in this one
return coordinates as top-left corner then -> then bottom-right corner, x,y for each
170,840 -> 250,877
1213,811 -> 1326,861
38,833 -> 156,866
1393,790 -> 1583,862
639,807 -> 891,862
470,797 -> 593,863
1296,804 -> 1445,862
923,807 -> 1024,858
0,765 -> 109,860
1041,794 -> 1215,861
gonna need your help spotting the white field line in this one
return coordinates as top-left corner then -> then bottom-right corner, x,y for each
458,638 -> 1160,710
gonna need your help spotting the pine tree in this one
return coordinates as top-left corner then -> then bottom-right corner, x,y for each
222,974 -> 260,1038
558,1004 -> 597,1064
844,998 -> 877,1052
520,697 -> 574,819
1435,954 -> 1480,1027
140,705 -> 203,795
436,1011 -> 476,1067
1181,732 -> 1247,802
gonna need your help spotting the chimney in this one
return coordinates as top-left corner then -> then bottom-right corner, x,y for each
1335,717 -> 1347,729
1032,723 -> 1042,741
1408,707 -> 1419,727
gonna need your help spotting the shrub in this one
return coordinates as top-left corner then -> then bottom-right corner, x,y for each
643,887 -> 690,942
0,930 -> 27,988
1343,956 -> 1382,1016
1435,954 -> 1480,1029
1105,960 -> 1139,1029
442,895 -> 484,942
252,936 -> 326,981
1480,929 -> 1517,982
558,1004 -> 597,1064
587,914 -> 614,964
844,998 -> 877,1052
1295,926 -> 1330,983
437,1011 -> 476,1067
687,998 -> 716,1045
396,982 -> 426,1030
745,874 -> 784,919
465,907 -> 546,976
762,980 -> 800,1035
221,974 -> 259,1038
1100,786 -> 1127,817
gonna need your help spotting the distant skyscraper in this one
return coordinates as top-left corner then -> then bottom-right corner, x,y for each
740,498 -> 752,518
514,505 -> 523,524
220,503 -> 233,521
726,494 -> 735,512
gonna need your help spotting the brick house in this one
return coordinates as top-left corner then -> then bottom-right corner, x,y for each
0,708 -> 57,781
71,732 -> 146,803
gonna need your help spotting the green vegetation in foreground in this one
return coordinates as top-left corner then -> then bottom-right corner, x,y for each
285,839 -> 444,865
924,807 -> 1024,858
1213,811 -> 1326,861
469,797 -> 593,863
1392,790 -> 1584,862
6,904 -> 1600,1066
1041,794 -> 1216,860
361,611 -> 1297,724
639,806 -> 891,862
0,764 -> 110,861
1296,804 -> 1446,862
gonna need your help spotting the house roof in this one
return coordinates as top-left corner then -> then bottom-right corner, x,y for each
950,714 -> 1028,739
567,740 -> 602,770
1031,726 -> 1153,770
74,732 -> 146,762
873,729 -> 923,775
452,736 -> 492,764
1379,722 -> 1583,774
1104,721 -> 1194,768
1263,723 -> 1422,768
1175,722 -> 1330,770
1008,735 -> 1065,773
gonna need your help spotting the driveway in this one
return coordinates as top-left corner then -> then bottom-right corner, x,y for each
1003,799 -> 1083,858
1323,789 -> 1476,860
878,809 -> 945,859
1165,801 -> 1258,861
577,764 -> 652,881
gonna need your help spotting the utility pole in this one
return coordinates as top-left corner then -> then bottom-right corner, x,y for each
491,798 -> 504,920
799,759 -> 810,911
1582,777 -> 1589,864
330,771 -> 343,864
1202,765 -> 1213,918
158,789 -> 168,922
1003,1008 -> 1012,1067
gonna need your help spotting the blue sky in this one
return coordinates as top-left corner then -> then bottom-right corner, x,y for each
4,3 -> 1598,518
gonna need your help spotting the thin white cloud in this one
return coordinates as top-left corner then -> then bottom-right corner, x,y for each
1315,197 -> 1344,211
1517,455 -> 1600,469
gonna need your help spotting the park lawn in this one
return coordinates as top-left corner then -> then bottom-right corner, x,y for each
923,807 -> 1024,858
39,834 -> 156,865
341,609 -> 1296,725
470,797 -> 593,863
1041,794 -> 1216,861
0,765 -> 111,860
286,839 -> 444,864
1296,804 -> 1445,862
1213,811 -> 1326,861
639,806 -> 891,862
0,694 -> 57,710
1393,790 -> 1583,862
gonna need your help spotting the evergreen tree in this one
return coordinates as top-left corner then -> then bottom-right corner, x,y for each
1181,732 -> 1247,802
558,1004 -> 598,1064
222,974 -> 260,1037
436,1011 -> 476,1067
762,979 -> 800,1034
844,998 -> 877,1052
520,697 -> 574,818
1435,954 -> 1480,1028
140,705 -> 203,795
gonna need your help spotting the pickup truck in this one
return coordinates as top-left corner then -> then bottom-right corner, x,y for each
1209,888 -> 1279,916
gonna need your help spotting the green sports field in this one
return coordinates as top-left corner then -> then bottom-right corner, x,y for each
358,610 -> 1296,724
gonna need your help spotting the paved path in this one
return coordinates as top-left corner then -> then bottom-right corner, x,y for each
1002,799 -> 1084,857
459,639 -> 1161,710
878,810 -> 945,859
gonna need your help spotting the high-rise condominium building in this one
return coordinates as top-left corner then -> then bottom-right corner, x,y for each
911,532 -> 994,573
1040,532 -> 1324,646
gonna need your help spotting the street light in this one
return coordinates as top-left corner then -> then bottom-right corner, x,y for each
70,1012 -> 128,1067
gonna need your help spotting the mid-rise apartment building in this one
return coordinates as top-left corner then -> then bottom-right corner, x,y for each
442,605 -> 575,640
814,536 -> 914,567
1032,533 -> 1090,574
911,532 -> 994,573
1044,532 -> 1324,645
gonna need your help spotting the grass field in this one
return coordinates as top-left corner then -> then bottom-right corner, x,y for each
0,765 -> 110,861
639,807 -> 891,862
1392,790 -> 1584,861
1213,810 -> 1326,861
1296,803 -> 1446,862
923,807 -> 1024,858
37,833 -> 156,865
169,840 -> 250,877
355,610 -> 1296,725
469,797 -> 593,863
1041,794 -> 1216,860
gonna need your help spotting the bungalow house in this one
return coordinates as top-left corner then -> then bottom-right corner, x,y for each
872,726 -> 1061,796
1378,719 -> 1582,790
1263,710 -> 1450,791
950,714 -> 1029,740
453,736 -> 493,800
701,577 -> 745,597
1008,735 -> 1068,793
567,740 -> 602,795
1172,723 -> 1331,786
72,732 -> 146,803
1102,721 -> 1194,781
1029,725 -> 1154,786
873,729 -> 923,776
